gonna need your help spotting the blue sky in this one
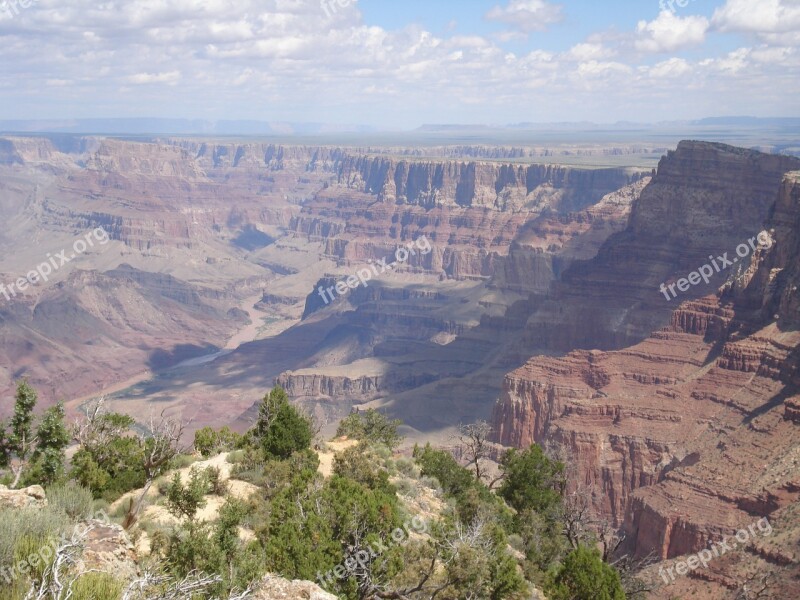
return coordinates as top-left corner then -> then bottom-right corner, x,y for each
0,0 -> 797,128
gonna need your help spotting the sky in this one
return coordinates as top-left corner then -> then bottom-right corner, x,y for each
0,0 -> 798,129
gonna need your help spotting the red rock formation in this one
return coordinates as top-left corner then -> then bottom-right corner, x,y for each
522,141 -> 800,351
493,165 -> 800,596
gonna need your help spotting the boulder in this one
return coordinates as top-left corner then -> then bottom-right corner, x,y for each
253,574 -> 338,600
0,484 -> 47,509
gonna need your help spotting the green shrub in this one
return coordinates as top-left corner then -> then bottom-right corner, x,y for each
226,449 -> 246,465
170,454 -> 198,470
498,445 -> 564,517
13,533 -> 53,582
547,546 -> 626,600
165,468 -> 209,522
0,579 -> 27,600
70,572 -> 123,600
0,507 -> 70,569
333,444 -> 393,492
395,457 -> 419,478
395,478 -> 415,497
194,426 -> 242,458
205,466 -> 228,496
235,450 -> 319,499
92,498 -> 110,516
47,482 -> 95,520
336,409 -> 404,449
254,387 -> 313,460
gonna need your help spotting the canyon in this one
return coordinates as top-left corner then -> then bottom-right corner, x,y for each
0,135 -> 798,597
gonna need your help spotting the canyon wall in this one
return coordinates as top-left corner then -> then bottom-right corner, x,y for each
492,147 -> 800,576
520,141 -> 800,351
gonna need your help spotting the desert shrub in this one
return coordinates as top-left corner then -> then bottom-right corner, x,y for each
394,478 -> 415,497
92,498 -> 110,516
194,426 -> 242,458
165,468 -> 209,522
419,475 -> 442,492
332,443 -> 393,491
0,507 -> 70,569
413,444 -> 475,498
0,580 -> 27,600
395,457 -> 418,478
70,571 -> 124,600
226,449 -> 246,465
47,482 -> 95,520
336,409 -> 404,449
236,449 -> 319,499
254,387 -> 313,460
205,466 -> 228,496
498,445 -> 564,517
70,411 -> 146,502
546,545 -> 625,600
13,533 -> 53,582
170,454 -> 198,470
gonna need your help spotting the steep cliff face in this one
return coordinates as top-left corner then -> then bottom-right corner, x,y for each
292,159 -> 648,285
337,154 -> 644,210
492,167 -> 800,588
624,172 -> 800,559
164,140 -> 347,172
521,141 -> 800,351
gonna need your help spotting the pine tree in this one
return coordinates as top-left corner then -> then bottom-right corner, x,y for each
29,403 -> 70,486
2,381 -> 39,487
255,387 -> 312,459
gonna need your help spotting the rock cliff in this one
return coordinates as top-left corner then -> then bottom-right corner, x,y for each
492,159 -> 800,594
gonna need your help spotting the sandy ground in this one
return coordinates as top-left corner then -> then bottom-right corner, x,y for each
120,438 -> 364,556
316,437 -> 360,478
112,452 -> 260,556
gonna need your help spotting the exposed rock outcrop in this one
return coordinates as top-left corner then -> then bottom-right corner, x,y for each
253,574 -> 338,600
493,166 -> 800,578
0,484 -> 47,509
78,520 -> 139,582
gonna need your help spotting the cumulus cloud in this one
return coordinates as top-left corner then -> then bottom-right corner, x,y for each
0,0 -> 796,125
485,0 -> 563,33
712,0 -> 800,33
563,43 -> 616,62
635,10 -> 709,53
648,57 -> 692,78
712,0 -> 800,45
127,71 -> 181,84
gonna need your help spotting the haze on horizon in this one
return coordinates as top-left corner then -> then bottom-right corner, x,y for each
0,0 -> 798,130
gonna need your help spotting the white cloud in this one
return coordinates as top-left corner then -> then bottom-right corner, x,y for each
0,0 -> 796,125
485,0 -> 563,33
750,45 -> 796,65
635,10 -> 709,53
576,60 -> 632,78
127,71 -> 182,85
712,0 -> 800,33
564,43 -> 615,62
699,48 -> 750,74
648,57 -> 692,78
712,0 -> 800,45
